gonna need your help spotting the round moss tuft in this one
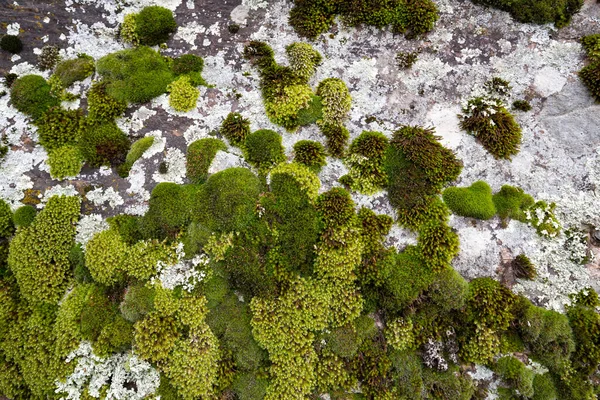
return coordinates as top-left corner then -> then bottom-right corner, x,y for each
221,112 -> 250,146
0,199 -> 14,238
243,129 -> 285,171
186,138 -> 227,184
0,35 -> 23,54
134,6 -> 177,46
293,140 -> 326,171
79,122 -> 130,167
10,75 -> 60,120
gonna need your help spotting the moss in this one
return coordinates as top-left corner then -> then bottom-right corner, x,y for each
78,122 -> 130,167
10,75 -> 60,120
0,200 -> 14,239
133,6 -> 177,46
140,183 -> 194,239
171,54 -> 207,86
7,195 -> 80,305
232,372 -> 268,400
96,46 -> 174,104
512,253 -> 536,279
518,302 -> 574,369
53,54 -> 95,88
107,214 -> 143,244
426,267 -> 468,313
342,131 -> 389,194
317,78 -> 352,127
120,283 -> 156,322
293,140 -> 327,172
566,288 -> 600,376
320,123 -> 349,157
118,135 -> 154,177
4,73 -> 18,88
494,356 -> 534,398
168,75 -> 199,112
220,112 -> 250,146
0,35 -> 23,54
265,84 -> 314,130
194,168 -> 262,233
390,351 -> 424,399
512,99 -> 532,112
422,366 -> 475,400
37,45 -> 61,71
296,94 -> 323,126
86,82 -> 127,123
159,161 -> 168,174
47,145 -> 84,180
442,181 -> 496,220
243,129 -> 285,172
12,205 -> 36,228
85,229 -> 128,285
532,373 -> 558,400
470,0 -> 582,27
94,314 -> 134,356
459,96 -> 522,159
396,51 -> 418,69
380,247 -> 435,313
35,107 -> 84,151
492,184 -> 534,225
186,138 -> 226,184
286,42 -> 322,82
289,0 -> 439,39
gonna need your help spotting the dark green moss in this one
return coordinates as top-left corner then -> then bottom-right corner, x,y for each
140,183 -> 195,239
494,356 -> 534,398
470,0 -> 582,27
53,54 -> 95,88
512,99 -> 532,112
579,62 -> 600,102
35,107 -> 84,151
512,253 -> 536,279
320,123 -> 349,157
78,122 -> 130,167
0,35 -> 23,54
120,283 -> 155,323
296,94 -> 323,126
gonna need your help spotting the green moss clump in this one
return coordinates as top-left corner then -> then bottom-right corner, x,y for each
289,0 -> 439,39
418,219 -> 459,272
1,35 -> 23,54
171,54 -> 207,86
186,138 -> 227,184
265,83 -> 314,130
518,302 -> 574,369
10,75 -> 60,120
118,135 -> 154,177
317,78 -> 352,127
470,0 -> 582,27
494,356 -> 535,398
35,107 -> 84,150
12,205 -> 36,228
221,112 -> 251,146
232,372 -> 268,400
128,6 -> 177,46
96,46 -> 174,104
7,195 -> 80,305
120,283 -> 156,323
442,180 -> 496,220
512,253 -> 536,279
532,374 -> 558,400
168,75 -> 199,112
195,168 -> 262,233
47,145 -> 84,180
512,99 -> 532,112
243,129 -> 285,172
37,45 -> 61,71
293,140 -> 327,172
396,51 -> 419,69
492,184 -> 534,225
52,54 -> 95,88
86,82 -> 127,123
286,42 -> 322,82
341,131 -> 388,194
140,183 -> 194,239
0,200 -> 14,239
78,122 -> 130,167
320,123 -> 350,158
459,96 -> 522,159
579,61 -> 600,102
